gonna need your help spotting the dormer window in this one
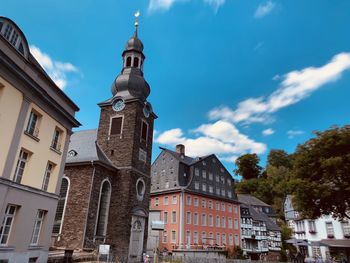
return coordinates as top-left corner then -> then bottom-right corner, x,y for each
0,19 -> 27,56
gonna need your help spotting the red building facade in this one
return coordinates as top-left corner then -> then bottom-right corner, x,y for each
150,145 -> 240,252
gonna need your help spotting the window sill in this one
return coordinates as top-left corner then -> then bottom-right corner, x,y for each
24,131 -> 40,142
28,245 -> 43,250
50,146 -> 62,155
0,246 -> 15,251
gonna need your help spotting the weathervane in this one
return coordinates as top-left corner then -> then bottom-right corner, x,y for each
134,10 -> 140,35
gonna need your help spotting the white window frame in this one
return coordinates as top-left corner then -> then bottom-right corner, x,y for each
108,114 -> 124,138
186,212 -> 191,225
172,211 -> 177,224
94,179 -> 112,239
0,205 -> 17,245
42,162 -> 54,191
171,230 -> 176,243
164,196 -> 169,205
30,210 -> 45,245
52,176 -> 70,238
13,149 -> 29,183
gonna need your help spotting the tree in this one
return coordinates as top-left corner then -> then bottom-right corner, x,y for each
234,153 -> 262,180
292,125 -> 350,219
267,149 -> 292,169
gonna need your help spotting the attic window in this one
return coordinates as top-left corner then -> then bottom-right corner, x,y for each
68,150 -> 77,157
0,20 -> 26,56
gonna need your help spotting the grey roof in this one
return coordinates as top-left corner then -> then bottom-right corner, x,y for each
159,147 -> 212,166
237,194 -> 270,207
66,129 -> 114,168
247,204 -> 281,231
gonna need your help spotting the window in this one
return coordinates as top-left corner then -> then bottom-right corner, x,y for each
42,162 -> 54,191
216,188 -> 220,195
233,206 -> 238,214
221,189 -> 226,197
216,216 -> 220,227
216,233 -> 220,245
194,213 -> 198,225
228,218 -> 233,229
326,222 -> 334,237
186,195 -> 192,205
171,230 -> 176,243
28,258 -> 38,263
3,23 -> 13,40
312,246 -> 321,257
216,175 -> 220,182
163,212 -> 168,224
209,215 -> 213,226
228,191 -> 232,198
201,199 -> 206,208
216,202 -> 220,211
228,205 -> 232,213
126,57 -> 132,67
202,232 -> 206,244
227,179 -> 231,186
163,230 -> 167,243
234,234 -> 239,246
208,200 -> 213,209
186,231 -> 191,245
51,128 -> 62,151
172,211 -> 176,223
308,220 -> 317,233
110,116 -> 123,135
222,217 -> 226,228
209,232 -> 214,245
194,231 -> 198,244
155,198 -> 159,206
194,181 -> 199,190
342,221 -> 350,237
221,203 -> 225,211
296,221 -> 305,233
202,183 -> 207,192
133,57 -> 139,67
141,120 -> 148,142
186,212 -> 191,224
0,205 -> 17,245
96,181 -> 111,237
31,210 -> 45,245
164,196 -> 169,205
209,186 -> 213,193
209,173 -> 213,181
229,234 -> 233,246
194,198 -> 198,207
26,111 -> 39,137
195,168 -> 199,176
234,219 -> 239,229
202,214 -> 207,226
13,150 -> 29,183
202,170 -> 206,179
221,176 -> 225,184
172,195 -> 177,204
53,178 -> 69,234
222,233 -> 226,245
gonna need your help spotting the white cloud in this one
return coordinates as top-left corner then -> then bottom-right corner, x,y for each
148,0 -> 225,13
30,45 -> 79,90
254,1 -> 275,18
209,52 -> 350,124
262,128 -> 274,136
156,120 -> 266,159
287,130 -> 304,139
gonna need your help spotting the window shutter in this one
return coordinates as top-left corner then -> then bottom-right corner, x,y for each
110,117 -> 122,135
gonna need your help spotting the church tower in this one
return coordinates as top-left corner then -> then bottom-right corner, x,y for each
96,14 -> 156,262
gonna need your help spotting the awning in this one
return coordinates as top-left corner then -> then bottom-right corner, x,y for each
285,239 -> 310,246
319,239 -> 350,248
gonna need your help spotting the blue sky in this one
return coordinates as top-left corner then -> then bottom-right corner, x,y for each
3,0 -> 350,177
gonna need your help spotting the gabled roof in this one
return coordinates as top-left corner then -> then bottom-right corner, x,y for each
237,194 -> 270,207
246,204 -> 280,231
66,129 -> 115,168
159,147 -> 212,166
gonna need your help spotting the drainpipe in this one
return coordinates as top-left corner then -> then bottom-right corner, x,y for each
82,160 -> 96,248
179,188 -> 185,247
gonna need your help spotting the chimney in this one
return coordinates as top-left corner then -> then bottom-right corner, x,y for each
176,144 -> 185,155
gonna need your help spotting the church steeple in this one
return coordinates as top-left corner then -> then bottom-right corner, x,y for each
111,11 -> 150,102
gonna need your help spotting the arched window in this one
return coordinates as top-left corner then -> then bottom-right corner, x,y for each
52,177 -> 70,235
133,57 -> 139,68
126,57 -> 132,67
95,180 -> 111,237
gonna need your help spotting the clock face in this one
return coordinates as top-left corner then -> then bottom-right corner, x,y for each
113,99 -> 125,112
143,101 -> 152,118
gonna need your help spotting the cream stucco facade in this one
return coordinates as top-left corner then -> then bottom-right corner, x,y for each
0,16 -> 80,263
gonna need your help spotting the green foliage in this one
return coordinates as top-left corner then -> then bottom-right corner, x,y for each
234,153 -> 262,180
292,125 -> 350,219
267,149 -> 292,169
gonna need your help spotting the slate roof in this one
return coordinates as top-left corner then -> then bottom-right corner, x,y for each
159,147 -> 211,166
66,129 -> 114,168
238,194 -> 271,206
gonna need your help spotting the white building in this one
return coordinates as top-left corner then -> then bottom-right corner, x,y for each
284,195 -> 350,261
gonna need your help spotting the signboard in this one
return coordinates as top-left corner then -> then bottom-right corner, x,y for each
151,220 -> 164,231
99,244 -> 110,255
